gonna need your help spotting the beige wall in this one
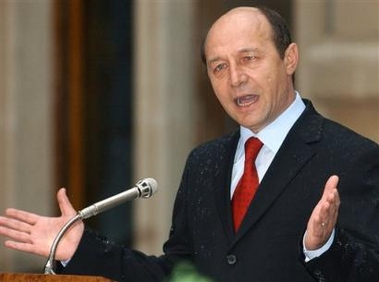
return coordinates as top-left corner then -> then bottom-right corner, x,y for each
295,0 -> 379,142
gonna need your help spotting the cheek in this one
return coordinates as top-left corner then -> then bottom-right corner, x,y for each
211,80 -> 228,100
263,71 -> 284,95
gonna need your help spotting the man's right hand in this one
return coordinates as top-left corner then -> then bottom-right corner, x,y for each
0,188 -> 84,261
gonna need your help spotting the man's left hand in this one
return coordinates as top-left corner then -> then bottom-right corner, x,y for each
305,175 -> 340,250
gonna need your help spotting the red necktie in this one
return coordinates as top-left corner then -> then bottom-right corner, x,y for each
232,137 -> 263,232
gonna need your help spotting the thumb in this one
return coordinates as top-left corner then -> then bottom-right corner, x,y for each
57,188 -> 77,217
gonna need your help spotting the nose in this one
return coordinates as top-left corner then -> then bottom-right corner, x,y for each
229,63 -> 248,87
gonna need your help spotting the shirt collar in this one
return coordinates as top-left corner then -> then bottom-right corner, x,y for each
238,91 -> 306,155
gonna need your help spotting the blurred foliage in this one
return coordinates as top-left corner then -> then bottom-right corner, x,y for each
165,261 -> 214,282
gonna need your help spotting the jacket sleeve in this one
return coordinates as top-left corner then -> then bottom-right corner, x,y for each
304,143 -> 379,282
58,228 -> 173,282
305,227 -> 379,282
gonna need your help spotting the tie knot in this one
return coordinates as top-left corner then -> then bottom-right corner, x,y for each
245,137 -> 263,161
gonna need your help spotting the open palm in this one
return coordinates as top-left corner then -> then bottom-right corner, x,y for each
305,175 -> 340,250
0,188 -> 84,261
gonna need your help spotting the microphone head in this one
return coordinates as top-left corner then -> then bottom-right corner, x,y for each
136,178 -> 158,198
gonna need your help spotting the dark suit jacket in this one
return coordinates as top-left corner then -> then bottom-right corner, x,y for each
61,100 -> 379,282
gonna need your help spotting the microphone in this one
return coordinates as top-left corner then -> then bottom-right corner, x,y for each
79,178 -> 158,219
43,178 -> 158,275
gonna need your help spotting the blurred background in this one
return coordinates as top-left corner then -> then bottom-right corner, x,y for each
0,0 -> 378,273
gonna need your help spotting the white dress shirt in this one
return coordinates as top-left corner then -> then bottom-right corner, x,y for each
231,92 -> 305,196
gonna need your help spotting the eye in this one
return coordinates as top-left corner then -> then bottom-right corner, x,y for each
242,55 -> 257,62
213,63 -> 227,74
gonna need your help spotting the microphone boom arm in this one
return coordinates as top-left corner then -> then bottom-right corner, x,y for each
44,213 -> 82,274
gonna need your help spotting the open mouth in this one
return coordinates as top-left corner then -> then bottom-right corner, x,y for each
235,95 -> 258,107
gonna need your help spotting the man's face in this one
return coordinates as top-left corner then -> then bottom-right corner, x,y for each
204,8 -> 298,133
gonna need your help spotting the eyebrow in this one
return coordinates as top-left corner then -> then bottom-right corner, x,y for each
238,47 -> 262,54
207,56 -> 223,66
207,47 -> 262,65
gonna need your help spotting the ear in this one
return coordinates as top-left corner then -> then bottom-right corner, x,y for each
284,43 -> 298,75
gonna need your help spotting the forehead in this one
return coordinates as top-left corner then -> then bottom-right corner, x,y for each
205,8 -> 273,58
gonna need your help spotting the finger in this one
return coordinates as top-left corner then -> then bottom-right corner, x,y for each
312,210 -> 327,236
4,240 -> 43,257
0,216 -> 32,234
322,175 -> 339,199
322,189 -> 340,217
327,191 -> 340,217
330,188 -> 340,206
0,226 -> 33,244
5,208 -> 39,225
57,188 -> 77,217
317,176 -> 339,223
318,202 -> 332,226
318,194 -> 339,229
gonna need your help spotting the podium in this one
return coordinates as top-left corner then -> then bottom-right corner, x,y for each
0,273 -> 113,282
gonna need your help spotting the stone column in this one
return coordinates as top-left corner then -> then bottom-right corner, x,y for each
0,0 -> 54,272
133,1 -> 197,254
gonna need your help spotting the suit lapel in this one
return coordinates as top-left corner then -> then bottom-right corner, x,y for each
213,132 -> 240,242
231,100 -> 323,244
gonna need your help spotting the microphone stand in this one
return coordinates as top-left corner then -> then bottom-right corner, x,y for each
43,214 -> 82,274
43,178 -> 158,275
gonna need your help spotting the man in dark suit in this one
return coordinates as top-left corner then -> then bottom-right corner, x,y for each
0,6 -> 378,282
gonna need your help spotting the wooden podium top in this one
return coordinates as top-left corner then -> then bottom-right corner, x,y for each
0,273 -> 113,282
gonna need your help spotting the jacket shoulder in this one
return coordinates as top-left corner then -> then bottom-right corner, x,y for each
189,131 -> 238,159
